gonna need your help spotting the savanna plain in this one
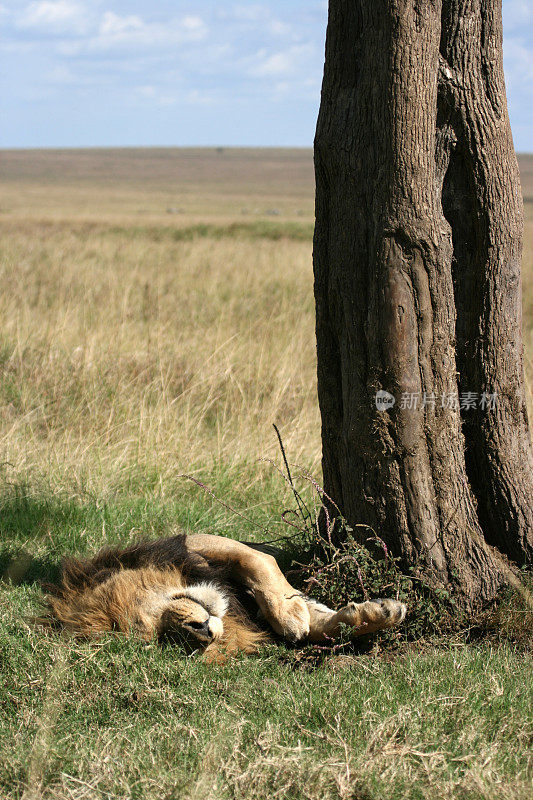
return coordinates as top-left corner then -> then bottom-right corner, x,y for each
0,148 -> 532,800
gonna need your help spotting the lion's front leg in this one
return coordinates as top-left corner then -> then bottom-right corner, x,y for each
185,534 -> 310,641
305,597 -> 407,642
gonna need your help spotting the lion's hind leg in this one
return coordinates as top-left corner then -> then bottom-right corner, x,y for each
305,597 -> 407,643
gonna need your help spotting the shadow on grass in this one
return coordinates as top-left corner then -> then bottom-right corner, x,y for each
0,488 -> 90,539
0,489 -> 92,585
0,548 -> 60,585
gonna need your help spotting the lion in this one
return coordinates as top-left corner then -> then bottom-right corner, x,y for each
42,533 -> 407,658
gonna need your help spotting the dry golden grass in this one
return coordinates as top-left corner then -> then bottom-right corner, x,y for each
0,147 -> 315,221
0,226 -> 319,496
0,148 -> 531,501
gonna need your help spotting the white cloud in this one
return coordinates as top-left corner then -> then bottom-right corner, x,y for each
17,0 -> 89,34
504,36 -> 533,83
268,19 -> 291,36
137,85 -> 156,98
186,88 -> 214,105
223,5 -> 295,40
90,12 -> 207,52
253,51 -> 293,77
46,64 -> 76,83
182,16 -> 204,32
99,12 -> 143,36
272,80 -> 290,97
503,0 -> 533,32
231,5 -> 269,23
134,84 -> 213,108
251,45 -> 314,78
12,5 -> 208,51
136,84 -> 176,106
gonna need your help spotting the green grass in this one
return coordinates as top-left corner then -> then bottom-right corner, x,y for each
1,218 -> 315,244
107,220 -> 316,242
1,591 -> 531,799
1,483 -> 531,800
0,148 -> 531,800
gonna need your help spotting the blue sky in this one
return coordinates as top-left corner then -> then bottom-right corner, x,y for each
1,0 -> 532,150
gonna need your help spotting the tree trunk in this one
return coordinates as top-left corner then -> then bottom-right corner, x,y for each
313,0 -> 533,611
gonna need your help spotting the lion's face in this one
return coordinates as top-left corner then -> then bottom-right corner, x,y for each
159,596 -> 223,646
46,565 -> 231,650
156,582 -> 228,650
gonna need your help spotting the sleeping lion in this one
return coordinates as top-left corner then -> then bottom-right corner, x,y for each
43,534 -> 407,658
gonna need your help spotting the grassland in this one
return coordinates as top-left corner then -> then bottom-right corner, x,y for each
0,148 -> 531,800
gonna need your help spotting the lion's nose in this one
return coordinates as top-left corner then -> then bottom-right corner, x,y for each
190,619 -> 209,630
189,619 -> 213,640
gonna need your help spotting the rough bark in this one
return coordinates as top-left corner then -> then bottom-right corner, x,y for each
439,1 -> 533,564
313,0 -> 532,610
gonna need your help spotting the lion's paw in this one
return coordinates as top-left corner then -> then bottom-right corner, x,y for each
339,598 -> 407,635
370,598 -> 407,627
267,594 -> 311,642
